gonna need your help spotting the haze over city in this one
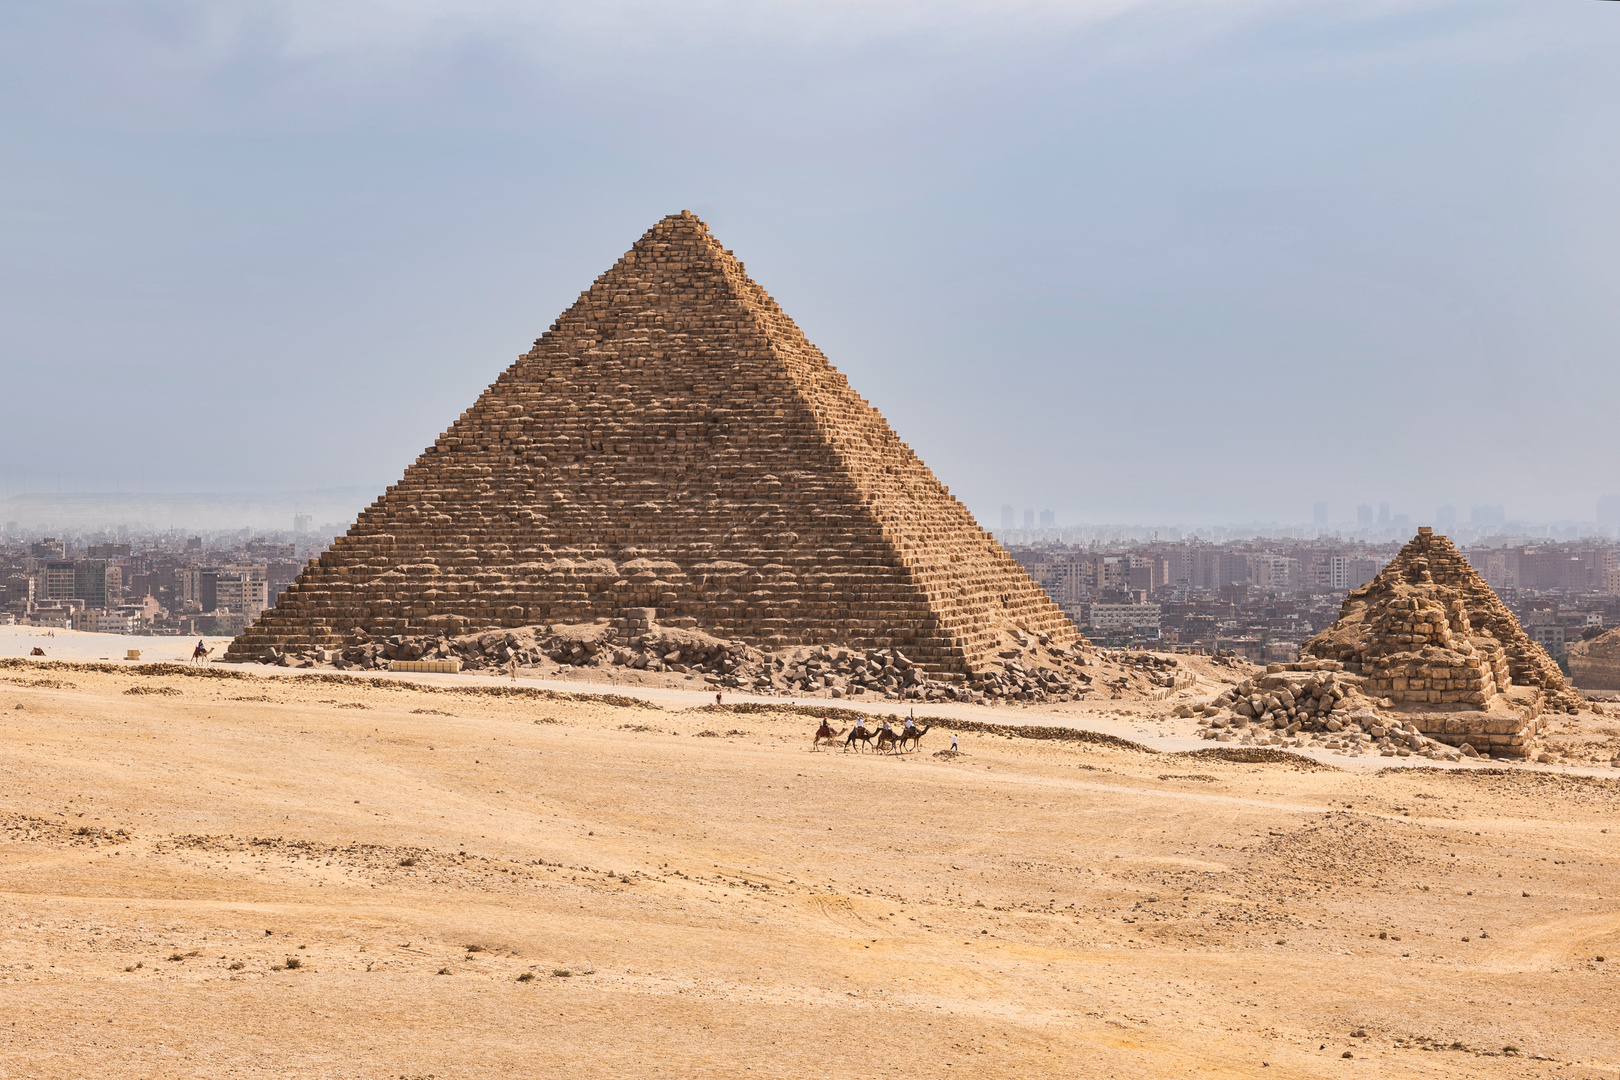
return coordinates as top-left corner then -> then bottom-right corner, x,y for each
4,0 -> 1619,530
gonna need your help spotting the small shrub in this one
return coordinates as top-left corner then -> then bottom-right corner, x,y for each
399,857 -> 416,867
284,956 -> 302,970
167,953 -> 186,962
516,971 -> 535,982
465,944 -> 485,953
228,961 -> 245,971
437,968 -> 451,975
552,968 -> 572,977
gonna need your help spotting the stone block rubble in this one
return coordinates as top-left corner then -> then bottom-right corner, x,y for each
1569,627 -> 1620,692
251,619 -> 1104,704
1289,527 -> 1581,757
1183,661 -> 1471,761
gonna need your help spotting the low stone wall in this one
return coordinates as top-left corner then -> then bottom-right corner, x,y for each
1418,690 -> 1547,757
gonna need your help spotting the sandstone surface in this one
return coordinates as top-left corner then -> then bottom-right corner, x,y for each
4,659 -> 1620,1077
1569,627 -> 1620,692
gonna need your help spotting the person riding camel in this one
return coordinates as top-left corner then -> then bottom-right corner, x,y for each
192,639 -> 207,661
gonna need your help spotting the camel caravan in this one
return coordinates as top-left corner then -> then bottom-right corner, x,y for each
812,716 -> 931,754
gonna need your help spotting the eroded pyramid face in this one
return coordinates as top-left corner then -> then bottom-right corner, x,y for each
229,212 -> 1076,673
1303,527 -> 1578,711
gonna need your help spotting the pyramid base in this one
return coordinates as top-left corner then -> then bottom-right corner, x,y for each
1380,685 -> 1548,758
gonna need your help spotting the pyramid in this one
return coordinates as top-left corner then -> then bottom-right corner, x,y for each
1568,627 -> 1620,691
227,212 -> 1078,673
1301,527 -> 1580,712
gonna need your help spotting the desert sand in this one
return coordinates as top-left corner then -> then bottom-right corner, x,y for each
2,654 -> 1618,1078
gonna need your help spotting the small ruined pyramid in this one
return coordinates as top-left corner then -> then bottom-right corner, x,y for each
1302,527 -> 1579,712
1568,627 -> 1620,691
228,212 -> 1077,673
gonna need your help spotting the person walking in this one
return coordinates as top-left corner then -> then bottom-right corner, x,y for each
951,734 -> 959,752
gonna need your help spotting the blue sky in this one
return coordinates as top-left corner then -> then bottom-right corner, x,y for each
1,0 -> 1616,526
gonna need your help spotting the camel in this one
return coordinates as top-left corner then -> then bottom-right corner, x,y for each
189,643 -> 214,666
899,725 -> 931,752
844,725 -> 876,753
812,721 -> 847,749
874,728 -> 902,754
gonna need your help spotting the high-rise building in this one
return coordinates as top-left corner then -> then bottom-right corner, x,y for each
1470,504 -> 1505,526
1312,502 -> 1328,524
1436,505 -> 1457,529
1023,509 -> 1035,530
1038,509 -> 1056,529
1356,504 -> 1373,526
1377,502 -> 1390,525
294,513 -> 312,535
30,538 -> 65,560
1000,505 -> 1014,532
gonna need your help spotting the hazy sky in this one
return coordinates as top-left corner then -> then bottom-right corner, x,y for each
2,0 -> 1617,527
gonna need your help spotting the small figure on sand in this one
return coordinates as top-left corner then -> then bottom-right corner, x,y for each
508,657 -> 518,681
190,640 -> 210,665
951,734 -> 959,751
715,691 -> 723,705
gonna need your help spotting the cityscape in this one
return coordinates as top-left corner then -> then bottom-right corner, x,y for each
7,497 -> 1617,674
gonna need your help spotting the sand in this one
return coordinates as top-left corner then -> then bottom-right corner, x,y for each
2,656 -> 1618,1078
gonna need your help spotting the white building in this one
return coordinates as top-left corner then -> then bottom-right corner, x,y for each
1087,603 -> 1161,633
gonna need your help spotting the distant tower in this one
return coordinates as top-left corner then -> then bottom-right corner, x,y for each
1598,495 -> 1620,528
1023,509 -> 1035,530
1039,509 -> 1055,529
294,513 -> 312,535
1377,502 -> 1390,525
1436,505 -> 1457,529
1000,505 -> 1015,533
1312,502 -> 1328,525
1356,504 -> 1373,526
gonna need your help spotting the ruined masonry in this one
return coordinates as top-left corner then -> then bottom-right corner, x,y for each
227,212 -> 1078,673
1301,526 -> 1581,754
1569,627 -> 1620,692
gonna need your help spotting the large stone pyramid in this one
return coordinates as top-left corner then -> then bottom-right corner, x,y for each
1302,527 -> 1580,712
227,212 -> 1077,673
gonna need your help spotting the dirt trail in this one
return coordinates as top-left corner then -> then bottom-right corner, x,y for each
1,664 -> 1618,1077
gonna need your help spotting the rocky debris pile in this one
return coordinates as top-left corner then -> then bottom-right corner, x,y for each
260,623 -> 765,680
1180,662 -> 1474,761
1568,627 -> 1620,692
1304,527 -> 1580,713
1097,649 -> 1192,691
243,622 -> 1109,705
970,631 -> 1097,703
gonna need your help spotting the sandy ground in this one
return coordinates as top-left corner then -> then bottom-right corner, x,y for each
3,652 -> 1619,1078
